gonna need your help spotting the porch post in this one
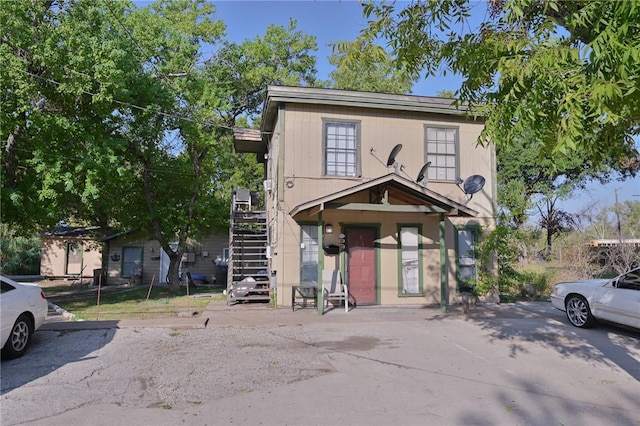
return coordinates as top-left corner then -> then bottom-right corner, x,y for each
317,213 -> 324,315
439,213 -> 448,312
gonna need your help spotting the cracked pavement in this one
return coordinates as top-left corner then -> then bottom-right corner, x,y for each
1,302 -> 639,425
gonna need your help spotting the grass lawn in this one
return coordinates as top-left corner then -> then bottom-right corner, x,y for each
47,284 -> 225,321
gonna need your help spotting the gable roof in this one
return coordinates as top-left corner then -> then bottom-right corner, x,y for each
289,173 -> 478,218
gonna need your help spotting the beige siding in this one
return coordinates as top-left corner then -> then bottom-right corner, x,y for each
104,232 -> 228,286
40,238 -> 102,278
259,89 -> 497,308
268,207 -> 493,307
279,104 -> 494,219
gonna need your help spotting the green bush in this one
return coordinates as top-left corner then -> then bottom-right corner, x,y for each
518,270 -> 551,295
473,221 -> 550,300
0,225 -> 41,275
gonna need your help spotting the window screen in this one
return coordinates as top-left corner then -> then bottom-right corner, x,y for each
325,122 -> 358,177
425,127 -> 457,181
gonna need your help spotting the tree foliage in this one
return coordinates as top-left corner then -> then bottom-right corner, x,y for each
345,0 -> 640,172
328,40 -> 415,94
2,0 -> 144,232
0,224 -> 41,275
498,136 -> 598,227
536,196 -> 577,254
1,0 -> 320,290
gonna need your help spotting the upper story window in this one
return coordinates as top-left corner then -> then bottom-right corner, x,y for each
425,126 -> 458,181
324,120 -> 360,177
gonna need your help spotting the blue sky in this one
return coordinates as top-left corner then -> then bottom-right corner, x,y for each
211,1 -> 639,214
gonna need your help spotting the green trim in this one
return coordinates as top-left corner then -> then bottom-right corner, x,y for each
454,224 -> 481,293
297,221 -> 322,314
374,224 -> 382,305
317,214 -> 324,314
424,125 -> 460,183
339,223 -> 346,284
277,105 -> 285,203
322,118 -> 362,178
491,144 -> 498,216
396,224 -> 424,297
439,214 -> 447,312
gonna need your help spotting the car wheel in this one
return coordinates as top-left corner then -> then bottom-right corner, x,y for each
2,314 -> 33,359
565,295 -> 596,328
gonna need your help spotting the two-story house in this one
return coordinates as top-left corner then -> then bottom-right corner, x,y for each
233,86 -> 497,311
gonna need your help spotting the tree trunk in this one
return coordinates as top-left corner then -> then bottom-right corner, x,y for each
166,253 -> 182,293
544,228 -> 553,259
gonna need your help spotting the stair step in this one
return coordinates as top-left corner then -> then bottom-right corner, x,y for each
228,206 -> 270,306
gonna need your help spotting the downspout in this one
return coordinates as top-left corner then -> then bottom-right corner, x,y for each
439,213 -> 448,312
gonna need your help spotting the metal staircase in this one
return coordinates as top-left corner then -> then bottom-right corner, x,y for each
227,189 -> 270,304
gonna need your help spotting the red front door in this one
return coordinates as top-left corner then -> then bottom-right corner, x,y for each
346,227 -> 377,305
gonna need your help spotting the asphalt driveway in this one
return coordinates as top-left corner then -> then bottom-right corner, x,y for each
1,301 -> 639,425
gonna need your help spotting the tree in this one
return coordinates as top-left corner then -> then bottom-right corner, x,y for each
327,40 -> 415,94
1,0 -> 147,232
0,224 -> 41,275
343,0 -> 640,173
496,133 -> 621,227
2,1 -> 321,291
575,203 -> 615,239
536,195 -> 577,255
619,200 -> 640,239
436,90 -> 455,98
577,200 -> 640,239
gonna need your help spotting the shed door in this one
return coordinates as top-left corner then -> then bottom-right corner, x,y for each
346,227 -> 377,305
66,242 -> 83,275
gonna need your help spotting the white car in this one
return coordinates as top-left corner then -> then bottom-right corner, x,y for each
1,275 -> 48,358
551,268 -> 640,330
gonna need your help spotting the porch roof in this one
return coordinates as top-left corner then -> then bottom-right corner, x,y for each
289,173 -> 478,218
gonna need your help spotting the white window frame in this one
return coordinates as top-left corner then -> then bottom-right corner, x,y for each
323,120 -> 360,177
300,224 -> 319,284
398,226 -> 422,296
425,126 -> 459,182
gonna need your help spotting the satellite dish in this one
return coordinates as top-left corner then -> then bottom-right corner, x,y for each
416,162 -> 431,184
462,175 -> 486,195
386,144 -> 403,167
